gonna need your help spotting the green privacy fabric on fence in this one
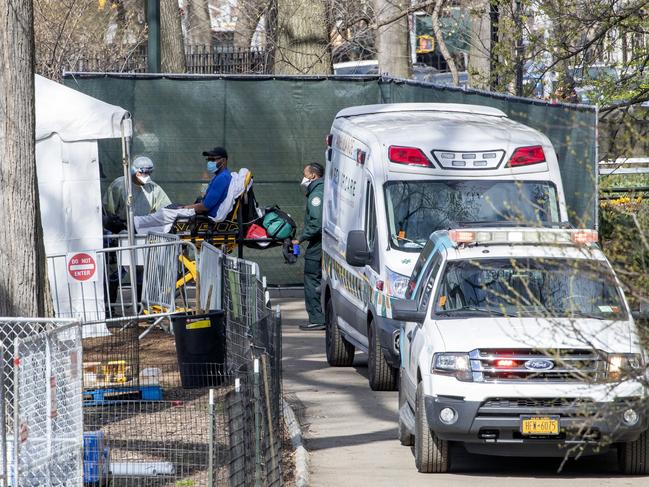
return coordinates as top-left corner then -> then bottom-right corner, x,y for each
63,74 -> 596,285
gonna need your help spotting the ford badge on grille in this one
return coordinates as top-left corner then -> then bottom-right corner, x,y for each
524,359 -> 555,371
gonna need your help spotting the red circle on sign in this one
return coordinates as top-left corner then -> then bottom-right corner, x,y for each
67,252 -> 96,282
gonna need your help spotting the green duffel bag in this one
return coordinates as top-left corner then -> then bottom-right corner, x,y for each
262,207 -> 296,240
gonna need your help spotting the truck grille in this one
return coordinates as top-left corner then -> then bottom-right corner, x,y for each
469,348 -> 606,383
478,397 -> 596,417
482,397 -> 587,408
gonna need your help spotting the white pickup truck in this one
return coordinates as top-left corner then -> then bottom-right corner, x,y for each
393,227 -> 648,474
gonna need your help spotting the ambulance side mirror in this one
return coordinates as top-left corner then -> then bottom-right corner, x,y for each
345,230 -> 371,267
391,299 -> 426,323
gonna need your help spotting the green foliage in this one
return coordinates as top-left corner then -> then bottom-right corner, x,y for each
599,196 -> 649,310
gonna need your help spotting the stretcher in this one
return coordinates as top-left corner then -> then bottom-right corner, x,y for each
169,171 -> 288,289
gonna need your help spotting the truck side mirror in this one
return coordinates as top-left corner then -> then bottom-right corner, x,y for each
632,309 -> 649,321
345,230 -> 371,267
392,298 -> 426,323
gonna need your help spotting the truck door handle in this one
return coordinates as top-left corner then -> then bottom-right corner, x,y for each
407,330 -> 413,341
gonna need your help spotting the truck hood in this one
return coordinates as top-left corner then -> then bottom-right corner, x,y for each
434,317 -> 635,354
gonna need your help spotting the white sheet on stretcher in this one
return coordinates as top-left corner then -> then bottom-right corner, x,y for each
134,168 -> 252,234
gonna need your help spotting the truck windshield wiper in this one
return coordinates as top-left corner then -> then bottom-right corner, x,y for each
567,311 -> 608,320
437,306 -> 507,317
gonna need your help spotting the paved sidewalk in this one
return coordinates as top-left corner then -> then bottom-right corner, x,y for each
278,297 -> 646,486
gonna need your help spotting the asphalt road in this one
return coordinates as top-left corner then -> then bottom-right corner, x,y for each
278,297 -> 648,486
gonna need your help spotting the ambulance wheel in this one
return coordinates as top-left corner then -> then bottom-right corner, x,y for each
415,381 -> 449,473
368,320 -> 398,391
325,297 -> 355,366
619,430 -> 649,474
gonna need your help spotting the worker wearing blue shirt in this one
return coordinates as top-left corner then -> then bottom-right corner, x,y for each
184,146 -> 232,217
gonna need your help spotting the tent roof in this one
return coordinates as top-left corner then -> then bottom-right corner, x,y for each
35,75 -> 131,142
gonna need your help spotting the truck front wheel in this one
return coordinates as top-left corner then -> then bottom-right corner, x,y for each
619,430 -> 649,474
367,320 -> 398,391
398,369 -> 414,446
415,381 -> 449,473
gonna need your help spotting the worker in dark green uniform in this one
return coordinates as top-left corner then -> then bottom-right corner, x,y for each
292,163 -> 325,330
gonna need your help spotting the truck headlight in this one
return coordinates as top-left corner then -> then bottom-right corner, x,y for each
607,353 -> 644,382
432,353 -> 472,382
385,267 -> 409,299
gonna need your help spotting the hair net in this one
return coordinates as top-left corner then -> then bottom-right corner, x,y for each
130,155 -> 154,175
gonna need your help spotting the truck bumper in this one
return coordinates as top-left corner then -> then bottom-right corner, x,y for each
425,395 -> 647,457
373,314 -> 401,368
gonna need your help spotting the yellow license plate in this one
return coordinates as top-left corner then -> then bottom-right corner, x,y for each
520,416 -> 560,435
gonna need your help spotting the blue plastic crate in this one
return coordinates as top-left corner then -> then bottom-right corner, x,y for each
83,384 -> 162,406
83,431 -> 107,484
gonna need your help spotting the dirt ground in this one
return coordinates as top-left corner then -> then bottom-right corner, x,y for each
82,323 -> 295,486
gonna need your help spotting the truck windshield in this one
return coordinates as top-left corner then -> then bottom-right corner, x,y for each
434,258 -> 627,320
384,180 -> 560,251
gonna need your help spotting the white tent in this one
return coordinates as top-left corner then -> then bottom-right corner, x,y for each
35,75 -> 132,332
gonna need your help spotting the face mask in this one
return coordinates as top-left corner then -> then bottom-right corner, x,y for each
300,176 -> 311,193
207,161 -> 218,174
137,174 -> 151,185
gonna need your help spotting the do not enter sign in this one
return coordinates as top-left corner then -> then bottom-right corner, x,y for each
66,252 -> 98,283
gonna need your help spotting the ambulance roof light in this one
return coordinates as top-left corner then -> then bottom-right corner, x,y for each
388,146 -> 434,167
507,146 -> 546,167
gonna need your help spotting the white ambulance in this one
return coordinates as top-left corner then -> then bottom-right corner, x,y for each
321,103 -> 569,390
393,227 -> 647,473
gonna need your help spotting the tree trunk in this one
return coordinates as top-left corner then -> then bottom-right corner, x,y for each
431,0 -> 459,86
160,0 -> 186,72
468,0 -> 491,89
186,0 -> 212,46
373,0 -> 410,78
274,0 -> 331,74
0,0 -> 50,317
233,0 -> 266,49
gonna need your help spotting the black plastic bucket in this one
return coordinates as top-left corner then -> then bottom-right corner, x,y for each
172,310 -> 226,388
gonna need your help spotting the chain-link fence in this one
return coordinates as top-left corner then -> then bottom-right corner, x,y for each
0,319 -> 83,487
83,362 -> 281,486
78,248 -> 284,486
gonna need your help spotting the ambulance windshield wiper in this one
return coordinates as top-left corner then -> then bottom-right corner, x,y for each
396,235 -> 424,248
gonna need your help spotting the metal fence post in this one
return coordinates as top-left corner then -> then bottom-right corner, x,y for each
253,358 -> 262,487
208,388 -> 215,487
0,343 -> 6,487
45,334 -> 53,485
226,377 -> 246,486
260,354 -> 278,481
274,305 -> 283,412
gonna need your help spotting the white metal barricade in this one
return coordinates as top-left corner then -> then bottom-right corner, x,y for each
142,233 -> 183,314
198,242 -> 224,311
47,235 -> 198,337
0,319 -> 82,487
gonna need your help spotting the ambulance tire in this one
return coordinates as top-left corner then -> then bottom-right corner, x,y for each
619,430 -> 649,474
368,320 -> 398,391
325,297 -> 355,367
415,381 -> 449,473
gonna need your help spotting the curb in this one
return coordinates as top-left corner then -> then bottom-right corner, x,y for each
283,398 -> 309,487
